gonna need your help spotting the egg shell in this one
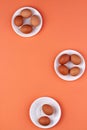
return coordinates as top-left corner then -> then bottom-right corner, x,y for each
30,15 -> 40,27
58,65 -> 69,75
20,25 -> 32,34
59,54 -> 70,64
70,67 -> 80,76
38,116 -> 50,126
14,15 -> 23,27
20,9 -> 32,18
71,54 -> 81,65
42,104 -> 54,115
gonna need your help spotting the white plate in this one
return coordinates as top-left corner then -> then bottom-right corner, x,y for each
11,7 -> 43,37
29,97 -> 61,129
54,50 -> 86,81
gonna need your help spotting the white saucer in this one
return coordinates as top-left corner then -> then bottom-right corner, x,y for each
11,7 -> 43,37
54,49 -> 86,81
29,97 -> 61,129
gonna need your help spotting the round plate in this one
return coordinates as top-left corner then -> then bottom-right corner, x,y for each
29,97 -> 61,129
54,50 -> 86,81
11,7 -> 43,37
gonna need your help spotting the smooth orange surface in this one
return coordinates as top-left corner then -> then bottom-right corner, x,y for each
0,0 -> 87,130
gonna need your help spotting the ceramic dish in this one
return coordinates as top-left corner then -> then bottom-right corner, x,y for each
29,97 -> 61,129
54,49 -> 86,81
11,7 -> 43,37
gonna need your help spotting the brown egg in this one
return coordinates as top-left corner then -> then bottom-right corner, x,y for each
20,9 -> 32,18
70,67 -> 80,76
14,15 -> 23,26
58,65 -> 69,75
38,116 -> 50,126
20,25 -> 32,34
59,54 -> 70,64
30,15 -> 40,27
42,104 -> 54,115
71,54 -> 81,65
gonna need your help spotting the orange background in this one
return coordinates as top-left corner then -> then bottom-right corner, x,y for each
0,0 -> 87,130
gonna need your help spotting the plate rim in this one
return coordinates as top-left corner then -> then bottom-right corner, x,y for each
11,6 -> 43,37
29,96 -> 61,129
54,49 -> 86,81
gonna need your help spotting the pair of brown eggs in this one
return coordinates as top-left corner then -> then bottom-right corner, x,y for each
58,54 -> 81,76
38,104 -> 54,126
14,9 -> 40,34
